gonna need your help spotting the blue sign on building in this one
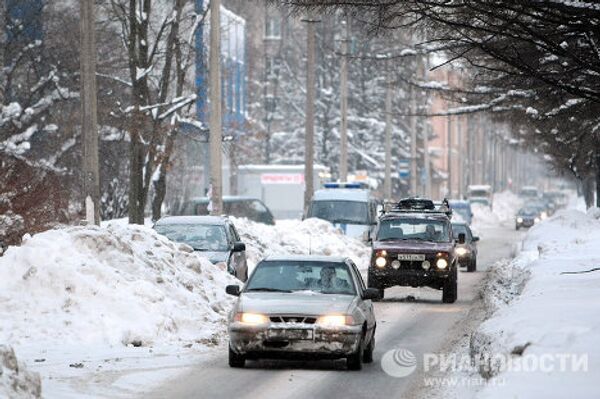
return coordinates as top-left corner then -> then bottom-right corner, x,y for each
5,0 -> 43,42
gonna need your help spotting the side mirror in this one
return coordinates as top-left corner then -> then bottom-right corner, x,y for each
225,285 -> 240,296
362,230 -> 371,243
472,236 -> 480,242
233,242 -> 246,252
363,288 -> 381,300
458,233 -> 466,245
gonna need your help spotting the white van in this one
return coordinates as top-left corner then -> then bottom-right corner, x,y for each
306,183 -> 379,240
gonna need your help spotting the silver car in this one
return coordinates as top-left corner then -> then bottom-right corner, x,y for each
225,255 -> 378,370
154,216 -> 248,281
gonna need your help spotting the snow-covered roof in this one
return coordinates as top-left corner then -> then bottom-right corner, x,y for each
239,164 -> 329,172
262,254 -> 349,263
312,189 -> 371,202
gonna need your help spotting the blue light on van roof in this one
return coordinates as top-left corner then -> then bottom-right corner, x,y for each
324,182 -> 363,189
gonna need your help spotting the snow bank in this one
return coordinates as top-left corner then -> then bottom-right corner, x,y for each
471,191 -> 522,231
231,217 -> 371,272
470,208 -> 600,398
0,224 -> 236,350
0,345 -> 41,399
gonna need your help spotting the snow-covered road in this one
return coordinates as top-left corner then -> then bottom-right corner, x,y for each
142,222 -> 523,399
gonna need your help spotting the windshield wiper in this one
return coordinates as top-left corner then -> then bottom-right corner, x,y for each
332,219 -> 364,225
246,287 -> 292,293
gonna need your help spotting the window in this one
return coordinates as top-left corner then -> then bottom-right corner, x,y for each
154,224 -> 229,251
308,201 -> 370,225
376,219 -> 450,243
265,57 -> 280,78
246,261 -> 356,295
265,15 -> 281,39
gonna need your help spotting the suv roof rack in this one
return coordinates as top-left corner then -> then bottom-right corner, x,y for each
381,197 -> 453,218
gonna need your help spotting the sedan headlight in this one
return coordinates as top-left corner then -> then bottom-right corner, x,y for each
436,258 -> 449,269
534,217 -> 541,223
455,247 -> 469,256
517,217 -> 523,223
316,315 -> 355,327
235,312 -> 269,326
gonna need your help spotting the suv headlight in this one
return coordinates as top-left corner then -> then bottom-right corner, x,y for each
517,217 -> 523,223
436,258 -> 449,269
375,256 -> 387,268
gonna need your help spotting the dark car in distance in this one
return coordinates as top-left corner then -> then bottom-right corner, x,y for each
451,222 -> 479,272
179,196 -> 276,225
515,207 -> 541,230
367,198 -> 462,303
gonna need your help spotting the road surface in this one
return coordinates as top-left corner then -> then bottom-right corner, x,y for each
145,223 -> 523,399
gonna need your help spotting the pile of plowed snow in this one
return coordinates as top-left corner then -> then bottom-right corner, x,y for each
0,224 -> 236,349
0,345 -> 41,399
231,217 -> 371,272
472,190 -> 522,230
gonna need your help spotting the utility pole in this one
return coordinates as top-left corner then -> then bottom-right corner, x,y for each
339,15 -> 349,182
79,0 -> 100,225
303,14 -> 318,213
209,0 -> 223,215
409,85 -> 418,196
457,115 -> 464,199
384,58 -> 393,199
424,124 -> 431,198
447,115 -> 453,198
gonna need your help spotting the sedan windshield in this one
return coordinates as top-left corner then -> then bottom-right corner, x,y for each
245,261 -> 356,295
377,219 -> 450,242
154,224 -> 229,251
308,201 -> 369,225
451,224 -> 471,240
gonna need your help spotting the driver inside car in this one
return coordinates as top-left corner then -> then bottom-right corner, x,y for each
312,266 -> 350,292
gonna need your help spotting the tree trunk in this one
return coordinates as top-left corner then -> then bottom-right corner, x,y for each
151,164 -> 166,222
596,146 -> 600,208
129,125 -> 145,224
583,176 -> 595,209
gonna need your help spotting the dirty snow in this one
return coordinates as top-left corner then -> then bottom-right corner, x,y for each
0,345 -> 41,399
0,223 -> 238,397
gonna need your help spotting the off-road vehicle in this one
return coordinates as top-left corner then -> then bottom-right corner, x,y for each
367,198 -> 463,303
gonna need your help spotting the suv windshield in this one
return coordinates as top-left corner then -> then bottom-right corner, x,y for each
377,218 -> 450,242
308,200 -> 369,225
245,261 -> 356,295
155,224 -> 229,251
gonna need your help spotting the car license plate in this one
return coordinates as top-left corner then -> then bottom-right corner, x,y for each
397,254 -> 426,261
268,329 -> 313,340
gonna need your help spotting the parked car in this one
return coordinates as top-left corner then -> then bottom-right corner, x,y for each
367,198 -> 461,303
515,207 -> 541,230
448,199 -> 474,225
225,255 -> 378,370
154,216 -> 248,281
306,182 -> 379,241
179,196 -> 276,225
451,222 -> 479,272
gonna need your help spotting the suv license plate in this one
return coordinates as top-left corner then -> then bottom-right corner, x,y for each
397,254 -> 426,261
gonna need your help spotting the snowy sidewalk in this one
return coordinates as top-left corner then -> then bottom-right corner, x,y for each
459,208 -> 600,399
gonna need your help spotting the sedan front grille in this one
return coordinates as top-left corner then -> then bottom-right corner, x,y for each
269,316 -> 317,324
